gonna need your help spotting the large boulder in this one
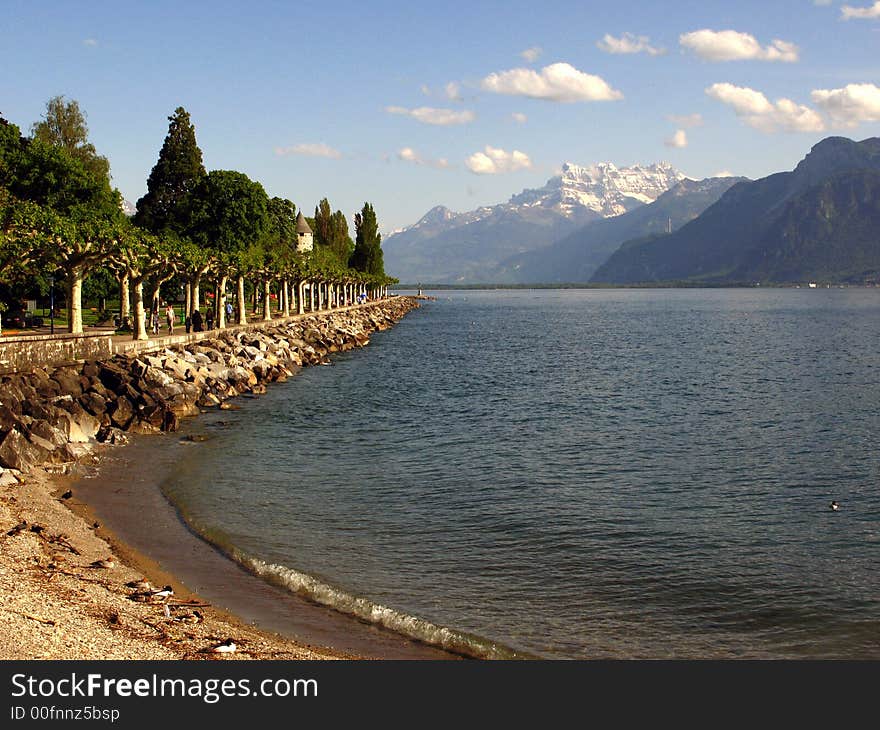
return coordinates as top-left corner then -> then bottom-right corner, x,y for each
108,395 -> 135,429
29,419 -> 68,448
79,391 -> 107,417
0,428 -> 50,471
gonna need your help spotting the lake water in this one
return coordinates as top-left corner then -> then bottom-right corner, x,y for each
160,289 -> 880,658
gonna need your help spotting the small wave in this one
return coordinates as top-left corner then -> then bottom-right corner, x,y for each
161,485 -> 527,659
229,550 -> 526,660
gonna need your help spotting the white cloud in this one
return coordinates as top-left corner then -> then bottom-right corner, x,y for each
668,113 -> 703,128
713,170 -> 736,177
706,82 -> 825,132
520,46 -> 542,63
511,112 -> 528,124
596,32 -> 665,56
444,81 -> 462,101
83,38 -> 98,46
397,147 -> 450,169
385,105 -> 475,125
481,62 -> 623,102
274,143 -> 342,159
812,83 -> 880,126
665,129 -> 688,148
465,146 -> 532,175
842,1 -> 880,19
680,29 -> 799,62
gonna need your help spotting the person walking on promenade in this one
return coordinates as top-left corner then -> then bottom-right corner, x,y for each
191,308 -> 203,332
165,303 -> 176,335
226,300 -> 233,325
151,308 -> 160,336
206,307 -> 215,330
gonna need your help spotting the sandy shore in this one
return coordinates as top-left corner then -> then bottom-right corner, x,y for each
0,456 -> 352,660
0,298 -> 458,661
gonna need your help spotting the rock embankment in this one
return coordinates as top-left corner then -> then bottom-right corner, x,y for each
0,298 -> 419,480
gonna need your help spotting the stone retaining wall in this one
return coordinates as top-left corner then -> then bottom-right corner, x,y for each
0,331 -> 115,376
0,297 -> 421,481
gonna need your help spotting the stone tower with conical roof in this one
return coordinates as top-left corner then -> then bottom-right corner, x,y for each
295,211 -> 313,253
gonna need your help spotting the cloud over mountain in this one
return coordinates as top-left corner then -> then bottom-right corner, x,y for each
465,146 -> 532,174
812,83 -> 880,127
481,62 -> 622,102
274,143 -> 342,158
842,1 -> 880,19
706,83 -> 824,132
597,33 -> 665,56
386,106 -> 475,125
680,29 -> 799,62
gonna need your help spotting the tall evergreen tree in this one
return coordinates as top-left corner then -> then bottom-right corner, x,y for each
349,202 -> 384,276
135,107 -> 206,235
329,209 -> 353,262
313,198 -> 332,248
30,96 -> 111,184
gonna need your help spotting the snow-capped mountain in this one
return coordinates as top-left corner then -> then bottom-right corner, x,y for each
508,161 -> 685,218
383,160 -> 685,283
120,199 -> 136,217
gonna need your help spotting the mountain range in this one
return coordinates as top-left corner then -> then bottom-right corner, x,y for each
385,136 -> 880,287
593,136 -> 880,285
383,162 -> 684,284
490,176 -> 745,284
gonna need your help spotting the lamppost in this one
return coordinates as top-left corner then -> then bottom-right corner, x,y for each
49,275 -> 54,335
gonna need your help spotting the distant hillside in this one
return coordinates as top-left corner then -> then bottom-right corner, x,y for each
383,161 -> 684,283
592,137 -> 880,285
491,177 -> 744,284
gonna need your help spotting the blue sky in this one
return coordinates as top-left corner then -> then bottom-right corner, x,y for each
3,0 -> 879,231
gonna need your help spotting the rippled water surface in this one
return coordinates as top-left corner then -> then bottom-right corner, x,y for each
163,289 -> 880,658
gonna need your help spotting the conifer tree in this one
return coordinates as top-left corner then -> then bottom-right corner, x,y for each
349,202 -> 384,276
135,107 -> 206,235
313,198 -> 332,248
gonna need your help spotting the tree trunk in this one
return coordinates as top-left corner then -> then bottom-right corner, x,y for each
237,275 -> 247,325
68,266 -> 84,334
119,273 -> 130,327
217,276 -> 228,328
263,278 -> 272,321
184,282 -> 192,320
282,278 -> 290,317
297,281 -> 305,315
132,280 -> 148,340
192,271 -> 202,313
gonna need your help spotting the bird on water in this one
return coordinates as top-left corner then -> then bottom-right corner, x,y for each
829,501 -> 840,511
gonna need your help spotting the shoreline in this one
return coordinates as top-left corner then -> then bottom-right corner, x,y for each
0,297 -> 457,660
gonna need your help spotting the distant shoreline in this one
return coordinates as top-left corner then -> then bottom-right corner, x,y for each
393,282 -> 878,290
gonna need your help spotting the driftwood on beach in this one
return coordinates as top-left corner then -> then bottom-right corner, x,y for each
0,297 -> 420,479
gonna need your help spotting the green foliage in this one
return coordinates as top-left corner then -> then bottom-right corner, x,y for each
135,107 -> 206,235
349,202 -> 384,276
1,115 -> 119,218
186,170 -> 268,259
314,198 -> 355,266
30,96 -> 111,184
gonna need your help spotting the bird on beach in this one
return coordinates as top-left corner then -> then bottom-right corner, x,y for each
89,557 -> 116,569
830,501 -> 840,511
60,490 -> 72,500
150,585 -> 174,599
212,639 -> 237,654
125,578 -> 152,592
130,584 -> 173,603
